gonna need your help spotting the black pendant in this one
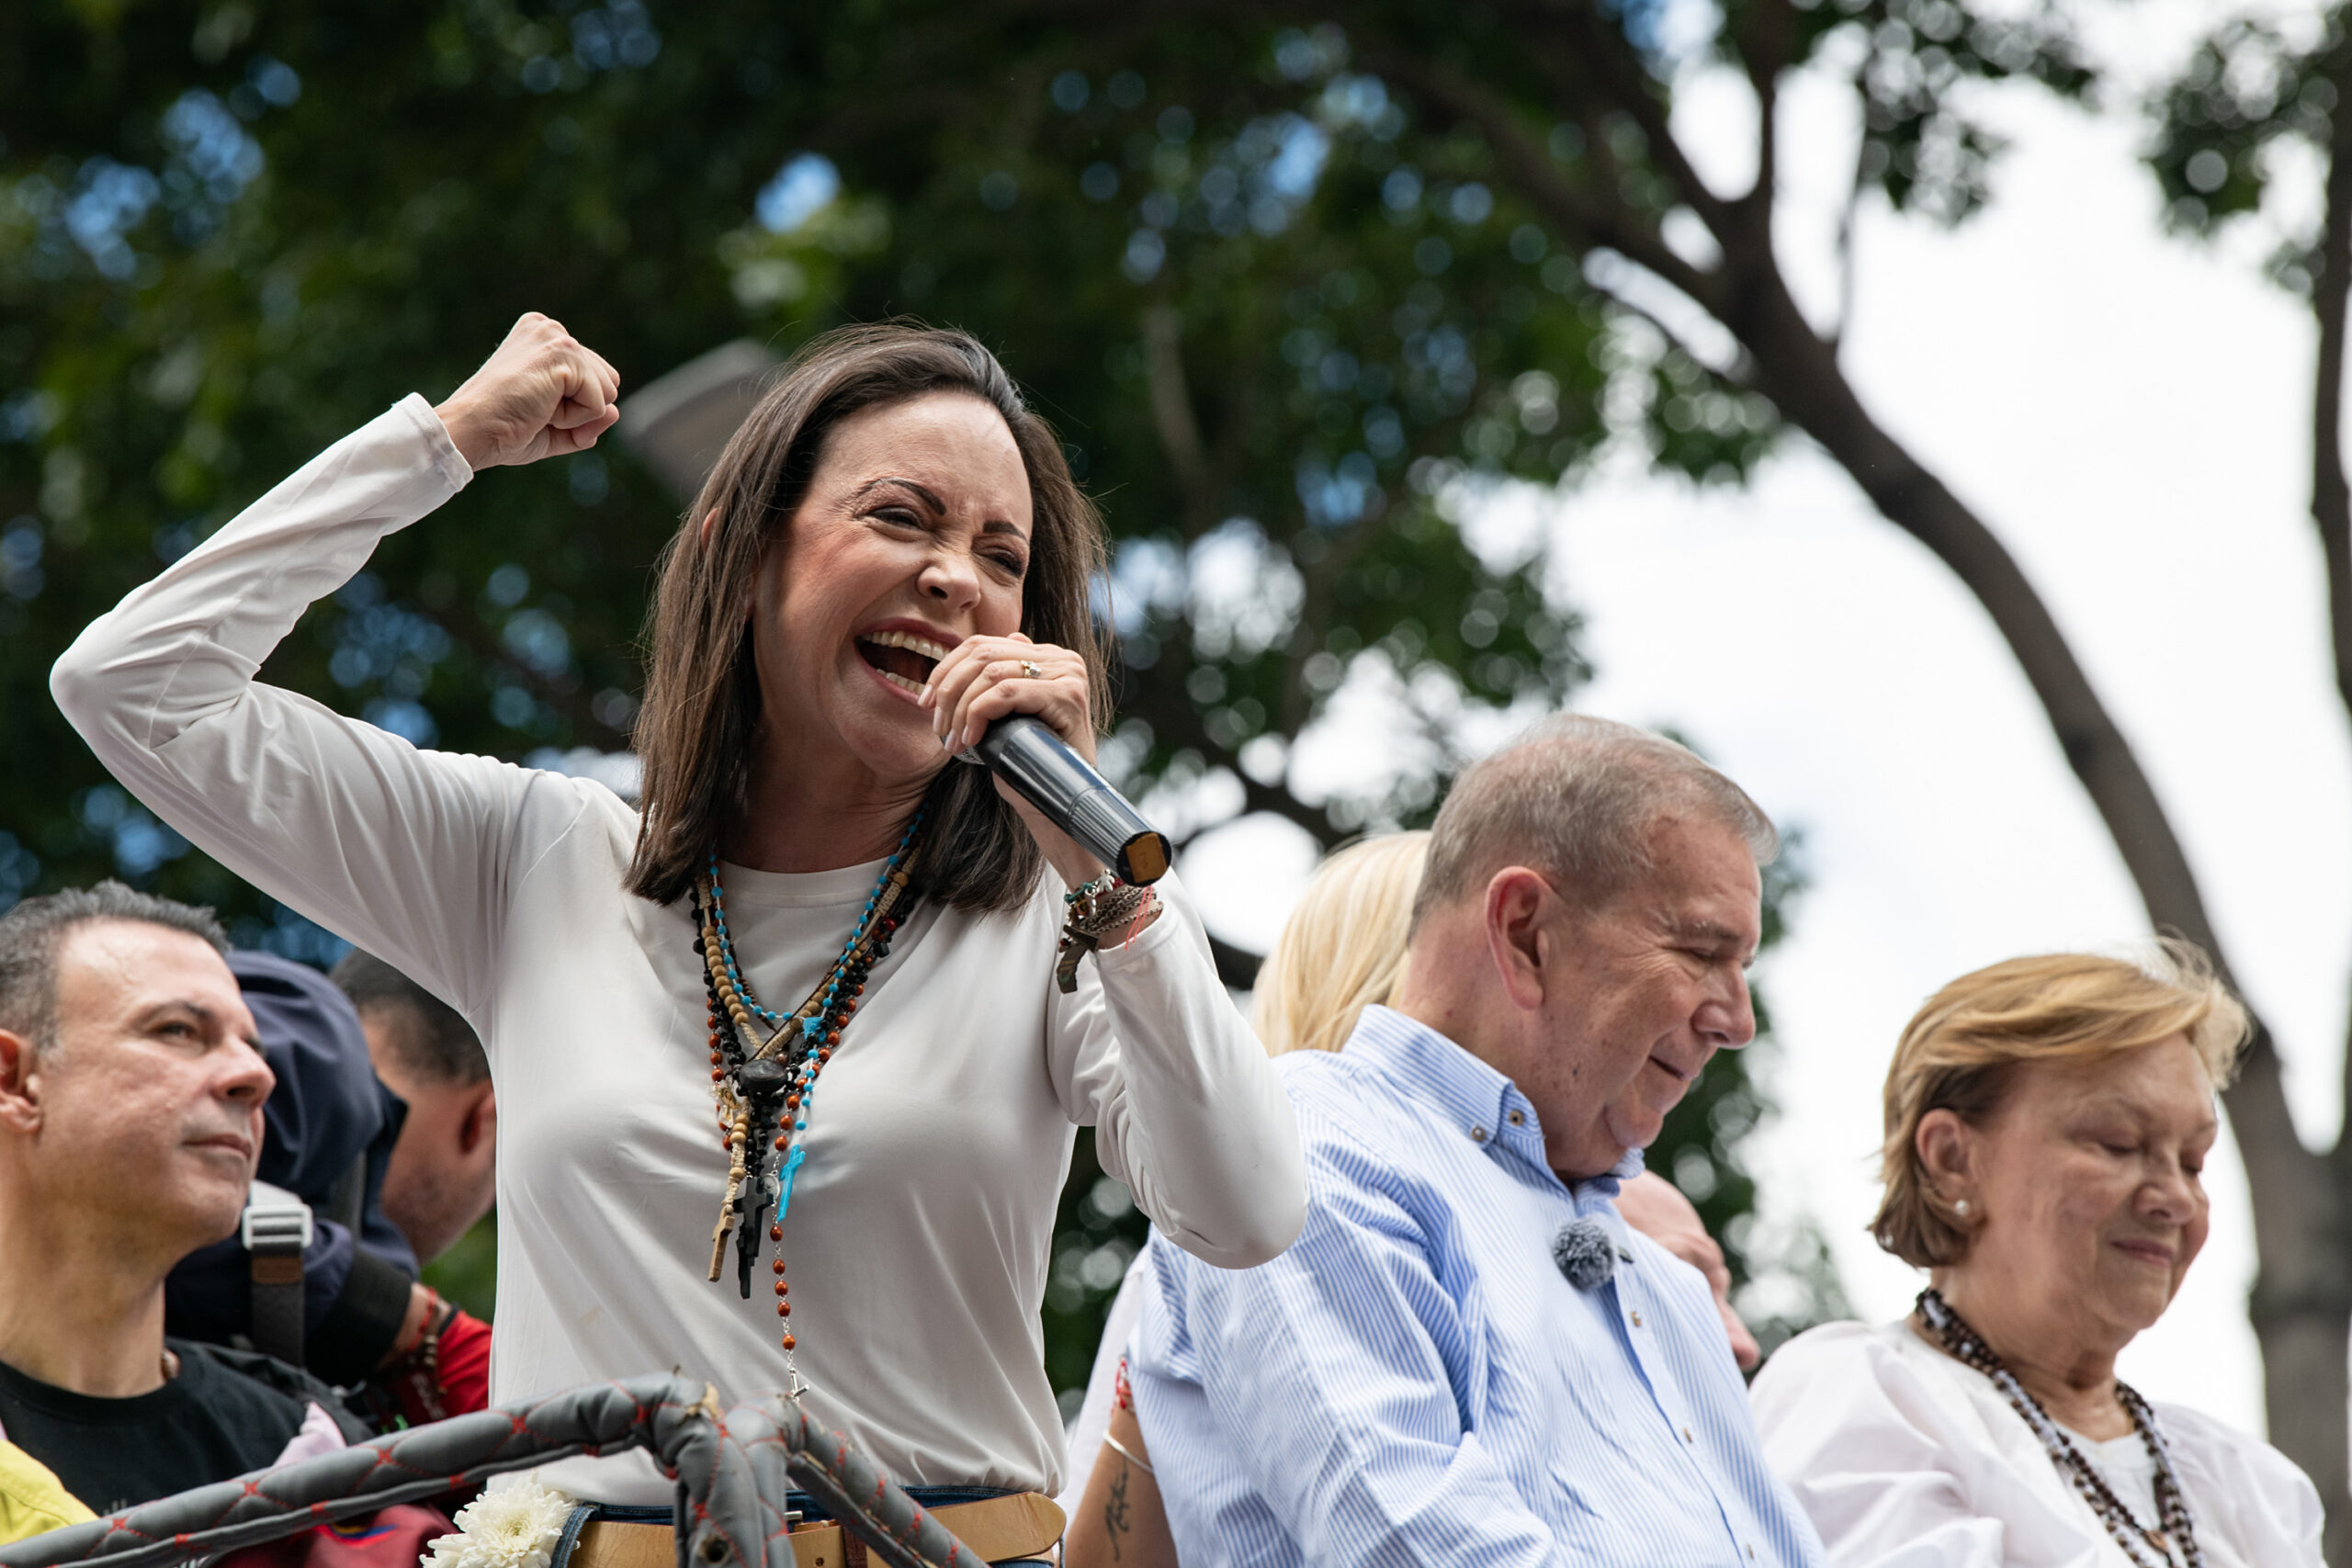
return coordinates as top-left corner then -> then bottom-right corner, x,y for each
737,1057 -> 789,1095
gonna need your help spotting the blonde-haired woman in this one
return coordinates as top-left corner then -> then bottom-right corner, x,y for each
1751,942 -> 2322,1566
1249,830 -> 1432,1058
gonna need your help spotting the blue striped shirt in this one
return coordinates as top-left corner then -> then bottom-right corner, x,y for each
1130,1006 -> 1823,1567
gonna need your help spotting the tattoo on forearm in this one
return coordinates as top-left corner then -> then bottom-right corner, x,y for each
1104,1466 -> 1132,1561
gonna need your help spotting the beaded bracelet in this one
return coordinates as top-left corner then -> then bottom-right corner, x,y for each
1068,878 -> 1153,939
1057,874 -> 1156,991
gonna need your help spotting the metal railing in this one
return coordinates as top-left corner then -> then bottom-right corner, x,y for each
0,1375 -> 986,1568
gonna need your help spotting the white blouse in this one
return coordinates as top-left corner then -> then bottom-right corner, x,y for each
1750,1320 -> 2323,1567
50,396 -> 1306,1505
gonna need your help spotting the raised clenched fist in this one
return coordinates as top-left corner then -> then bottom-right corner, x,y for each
434,312 -> 622,471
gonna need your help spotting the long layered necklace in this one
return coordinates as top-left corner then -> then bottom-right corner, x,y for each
1917,1289 -> 2201,1568
691,808 -> 924,1399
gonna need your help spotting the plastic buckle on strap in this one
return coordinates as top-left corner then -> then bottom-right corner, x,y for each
242,1182 -> 315,1254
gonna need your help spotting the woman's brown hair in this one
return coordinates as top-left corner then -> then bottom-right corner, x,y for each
1870,939 -> 2250,1269
625,323 -> 1113,911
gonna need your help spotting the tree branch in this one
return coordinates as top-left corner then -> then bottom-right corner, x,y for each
1514,0 -> 1736,232
1142,302 -> 1220,538
1364,47 -> 1722,310
1734,0 -> 1794,224
2313,40 -> 2352,1128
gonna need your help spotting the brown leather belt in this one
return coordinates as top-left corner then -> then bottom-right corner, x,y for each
567,1494 -> 1065,1568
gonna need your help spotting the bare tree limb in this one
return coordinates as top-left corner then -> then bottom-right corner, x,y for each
1364,48 -> 1723,310
1143,303 -> 1213,527
1515,0 -> 1736,231
2317,33 -> 2352,1154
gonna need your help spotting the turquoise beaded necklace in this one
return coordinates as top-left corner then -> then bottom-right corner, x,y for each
692,807 -> 924,1389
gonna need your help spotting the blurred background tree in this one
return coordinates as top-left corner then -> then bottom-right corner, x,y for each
0,0 -> 1863,1429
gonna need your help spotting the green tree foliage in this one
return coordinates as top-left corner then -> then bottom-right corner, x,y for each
0,0 -> 1845,1401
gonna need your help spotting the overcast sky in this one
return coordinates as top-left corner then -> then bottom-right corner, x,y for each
1184,0 -> 2345,1437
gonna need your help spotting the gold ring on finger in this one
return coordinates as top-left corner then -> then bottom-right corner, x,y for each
1020,660 -> 1043,681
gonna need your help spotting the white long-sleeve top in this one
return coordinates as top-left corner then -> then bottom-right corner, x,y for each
1750,1321 -> 2322,1567
50,395 -> 1306,1505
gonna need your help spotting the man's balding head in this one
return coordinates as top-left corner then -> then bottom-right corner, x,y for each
1410,715 -> 1776,932
1393,716 -> 1774,1180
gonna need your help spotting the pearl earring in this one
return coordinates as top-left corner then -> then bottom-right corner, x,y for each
1954,1199 -> 1971,1218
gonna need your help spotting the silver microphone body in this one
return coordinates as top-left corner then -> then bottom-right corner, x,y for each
955,715 -> 1172,885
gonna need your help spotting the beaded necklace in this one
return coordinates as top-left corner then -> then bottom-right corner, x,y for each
1917,1288 -> 2200,1568
691,807 -> 924,1399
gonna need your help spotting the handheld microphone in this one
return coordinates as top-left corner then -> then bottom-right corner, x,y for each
956,715 -> 1173,886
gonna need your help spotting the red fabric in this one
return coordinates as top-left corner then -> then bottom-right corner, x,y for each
435,1311 -> 491,1415
216,1504 -> 454,1568
374,1309 -> 492,1428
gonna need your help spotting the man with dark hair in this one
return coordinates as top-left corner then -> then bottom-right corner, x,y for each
330,952 -> 495,1264
165,950 -> 425,1385
0,882 -> 368,1515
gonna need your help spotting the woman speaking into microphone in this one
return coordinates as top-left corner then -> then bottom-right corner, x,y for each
50,314 -> 1306,1528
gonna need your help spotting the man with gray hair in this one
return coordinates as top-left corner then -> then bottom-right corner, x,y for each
1128,716 -> 1824,1567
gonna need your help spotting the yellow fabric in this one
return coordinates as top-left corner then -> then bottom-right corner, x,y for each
0,1439 -> 96,1544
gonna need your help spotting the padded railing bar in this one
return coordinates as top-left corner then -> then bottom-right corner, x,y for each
0,1374 -> 984,1568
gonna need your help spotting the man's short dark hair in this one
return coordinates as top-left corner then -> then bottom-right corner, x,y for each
330,950 -> 487,1087
0,880 -> 231,1051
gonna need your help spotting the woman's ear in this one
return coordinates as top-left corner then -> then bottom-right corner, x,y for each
1917,1109 -> 1977,1206
698,507 -> 720,549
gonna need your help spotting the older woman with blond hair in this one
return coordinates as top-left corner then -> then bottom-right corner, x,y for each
1751,942 -> 2321,1567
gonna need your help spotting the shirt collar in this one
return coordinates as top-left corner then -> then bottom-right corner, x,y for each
1342,1006 -> 1645,1194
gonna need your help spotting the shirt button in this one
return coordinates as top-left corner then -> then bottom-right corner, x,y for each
1506,1109 -> 1525,1126
1471,1125 -> 1488,1143
1682,1427 -> 1694,1444
1630,1311 -> 1644,1327
1746,1547 -> 1756,1561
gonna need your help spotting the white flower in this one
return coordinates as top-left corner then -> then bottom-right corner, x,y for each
421,1479 -> 575,1568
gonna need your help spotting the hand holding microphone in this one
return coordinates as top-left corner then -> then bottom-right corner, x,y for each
922,634 -> 1172,887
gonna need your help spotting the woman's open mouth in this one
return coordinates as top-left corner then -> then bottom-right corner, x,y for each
856,629 -> 951,696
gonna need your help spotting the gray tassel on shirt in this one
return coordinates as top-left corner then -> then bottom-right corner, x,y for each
1552,1217 -> 1617,1290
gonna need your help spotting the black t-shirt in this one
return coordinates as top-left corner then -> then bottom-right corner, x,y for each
0,1339 -> 346,1516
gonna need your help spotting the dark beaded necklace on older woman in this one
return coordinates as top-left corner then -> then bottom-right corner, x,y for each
1917,1288 -> 2201,1568
688,807 -> 925,1400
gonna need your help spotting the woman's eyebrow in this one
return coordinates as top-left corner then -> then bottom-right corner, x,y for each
979,518 -> 1030,542
849,476 -> 946,513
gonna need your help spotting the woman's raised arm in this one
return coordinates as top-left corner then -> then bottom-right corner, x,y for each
51,315 -> 619,1026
